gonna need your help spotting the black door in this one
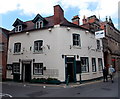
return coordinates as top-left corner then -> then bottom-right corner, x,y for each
22,63 -> 31,82
66,57 -> 75,82
66,62 -> 74,82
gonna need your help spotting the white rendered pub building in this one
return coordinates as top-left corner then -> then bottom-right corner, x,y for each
7,5 -> 104,83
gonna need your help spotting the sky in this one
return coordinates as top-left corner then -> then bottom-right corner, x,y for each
0,0 -> 120,30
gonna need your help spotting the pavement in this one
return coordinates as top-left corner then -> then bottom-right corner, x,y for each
1,71 -> 119,88
1,72 -> 119,98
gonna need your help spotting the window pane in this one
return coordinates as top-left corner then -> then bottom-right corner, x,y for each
33,63 -> 43,75
73,34 -> 80,46
81,57 -> 89,72
34,40 -> 43,52
13,63 -> 20,73
14,43 -> 21,53
98,58 -> 103,71
92,58 -> 96,72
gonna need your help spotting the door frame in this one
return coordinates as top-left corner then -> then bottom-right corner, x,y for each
21,61 -> 31,82
65,55 -> 76,83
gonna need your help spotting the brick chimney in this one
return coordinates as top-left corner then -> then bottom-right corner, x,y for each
82,15 -> 87,24
72,15 -> 80,25
54,5 -> 64,25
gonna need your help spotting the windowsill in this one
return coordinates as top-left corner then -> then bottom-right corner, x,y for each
33,74 -> 43,75
33,51 -> 43,54
81,72 -> 89,75
92,72 -> 97,74
13,52 -> 21,55
96,49 -> 101,52
99,71 -> 103,73
73,46 -> 81,49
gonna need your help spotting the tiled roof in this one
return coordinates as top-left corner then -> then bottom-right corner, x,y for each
10,15 -> 88,35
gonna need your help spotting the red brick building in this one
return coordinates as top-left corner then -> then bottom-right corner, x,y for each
0,27 -> 9,80
80,15 -> 120,71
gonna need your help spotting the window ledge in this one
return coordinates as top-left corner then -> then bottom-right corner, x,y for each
82,72 -> 89,75
33,74 -> 43,75
92,72 -> 97,74
13,52 -> 22,55
99,71 -> 103,73
33,51 -> 43,54
96,49 -> 101,52
73,46 -> 81,49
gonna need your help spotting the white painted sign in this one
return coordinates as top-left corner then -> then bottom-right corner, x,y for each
95,30 -> 105,39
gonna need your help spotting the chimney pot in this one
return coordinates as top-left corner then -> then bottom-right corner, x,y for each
72,15 -> 80,25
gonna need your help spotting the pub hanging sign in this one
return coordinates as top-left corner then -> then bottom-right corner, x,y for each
7,64 -> 13,70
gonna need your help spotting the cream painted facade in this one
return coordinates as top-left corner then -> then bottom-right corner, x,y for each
7,25 -> 104,82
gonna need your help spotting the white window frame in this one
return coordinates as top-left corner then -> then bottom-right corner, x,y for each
13,63 -> 20,74
33,63 -> 43,75
97,40 -> 101,50
81,57 -> 89,73
73,34 -> 81,47
36,21 -> 43,29
98,58 -> 103,71
14,43 -> 21,53
34,40 -> 43,53
92,58 -> 96,72
15,25 -> 22,32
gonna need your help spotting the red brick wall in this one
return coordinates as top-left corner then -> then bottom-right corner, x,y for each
0,28 -> 9,80
54,5 -> 64,25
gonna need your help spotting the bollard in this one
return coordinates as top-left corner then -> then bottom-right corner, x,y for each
79,73 -> 82,84
66,75 -> 70,86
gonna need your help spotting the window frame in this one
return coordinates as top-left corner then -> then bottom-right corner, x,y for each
34,40 -> 43,53
98,58 -> 103,71
15,25 -> 22,32
33,63 -> 43,75
96,40 -> 101,50
92,58 -> 96,72
14,43 -> 21,53
81,57 -> 89,73
12,63 -> 20,74
73,34 -> 81,47
36,21 -> 43,29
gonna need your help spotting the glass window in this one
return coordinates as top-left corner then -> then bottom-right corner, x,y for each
36,21 -> 43,29
73,34 -> 81,47
98,58 -> 103,71
0,43 -> 4,52
92,58 -> 96,72
13,63 -> 20,74
33,63 -> 43,75
81,57 -> 89,72
15,25 -> 22,32
97,40 -> 100,50
34,40 -> 43,52
14,43 -> 21,53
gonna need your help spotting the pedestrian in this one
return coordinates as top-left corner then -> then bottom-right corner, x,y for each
103,66 -> 108,82
108,65 -> 115,83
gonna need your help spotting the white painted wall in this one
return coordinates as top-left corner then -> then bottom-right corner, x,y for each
7,25 -> 104,82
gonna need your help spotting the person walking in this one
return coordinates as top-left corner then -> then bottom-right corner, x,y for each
108,65 -> 115,83
103,66 -> 108,82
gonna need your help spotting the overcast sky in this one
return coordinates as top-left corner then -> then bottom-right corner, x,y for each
0,0 -> 120,30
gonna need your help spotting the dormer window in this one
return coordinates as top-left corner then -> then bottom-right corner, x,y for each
15,25 -> 22,32
36,21 -> 43,29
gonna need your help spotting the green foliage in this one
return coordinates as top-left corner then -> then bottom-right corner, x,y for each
30,77 -> 61,84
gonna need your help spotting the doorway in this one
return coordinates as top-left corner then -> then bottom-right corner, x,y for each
22,62 -> 31,82
65,57 -> 76,82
